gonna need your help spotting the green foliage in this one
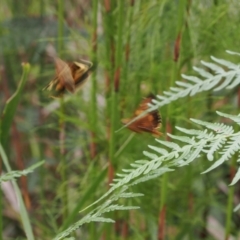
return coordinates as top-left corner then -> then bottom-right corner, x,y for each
0,143 -> 35,240
1,1 -> 240,239
0,63 -> 30,149
56,108 -> 240,238
0,160 -> 44,182
153,52 -> 240,108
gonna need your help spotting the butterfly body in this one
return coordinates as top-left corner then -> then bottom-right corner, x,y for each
122,95 -> 162,137
43,58 -> 92,98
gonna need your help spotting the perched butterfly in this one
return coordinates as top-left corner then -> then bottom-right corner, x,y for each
122,95 -> 162,137
43,57 -> 92,98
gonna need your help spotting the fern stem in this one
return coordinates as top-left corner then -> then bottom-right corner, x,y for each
160,172 -> 167,209
114,133 -> 135,158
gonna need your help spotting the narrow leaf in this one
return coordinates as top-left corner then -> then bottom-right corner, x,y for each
202,158 -> 225,174
181,74 -> 203,83
0,143 -> 34,240
91,217 -> 115,223
143,151 -> 158,159
226,50 -> 240,56
211,56 -> 237,69
217,111 -> 240,124
0,63 -> 30,149
226,75 -> 240,89
229,166 -> 240,186
176,81 -> 193,88
155,139 -> 180,150
193,66 -> 213,78
214,73 -> 235,91
148,145 -> 168,155
201,61 -> 224,74
234,203 -> 240,212
201,76 -> 221,91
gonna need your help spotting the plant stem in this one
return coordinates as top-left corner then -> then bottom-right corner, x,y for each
89,1 -> 99,238
57,0 -> 64,57
102,0 -> 116,238
0,143 -> 34,240
114,133 -> 135,158
109,0 -> 124,181
90,0 -> 98,159
59,97 -> 68,218
121,0 -> 134,99
103,0 -> 116,184
57,0 -> 68,218
158,0 -> 186,238
40,0 -> 45,18
225,157 -> 236,239
225,185 -> 234,239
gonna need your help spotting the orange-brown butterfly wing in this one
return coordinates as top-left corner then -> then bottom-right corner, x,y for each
136,112 -> 162,136
54,58 -> 75,93
43,58 -> 92,98
43,58 -> 75,97
70,60 -> 92,91
123,95 -> 162,137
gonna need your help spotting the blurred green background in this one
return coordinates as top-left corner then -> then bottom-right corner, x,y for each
1,0 -> 240,239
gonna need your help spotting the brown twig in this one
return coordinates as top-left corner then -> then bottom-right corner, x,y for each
158,205 -> 166,240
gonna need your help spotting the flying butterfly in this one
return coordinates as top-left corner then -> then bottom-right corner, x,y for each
43,57 -> 92,98
121,94 -> 162,137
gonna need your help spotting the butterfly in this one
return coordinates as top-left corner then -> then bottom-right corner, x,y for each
43,57 -> 92,98
121,94 -> 162,137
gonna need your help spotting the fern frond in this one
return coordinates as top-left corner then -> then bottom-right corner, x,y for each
203,135 -> 240,173
147,51 -> 240,111
54,215 -> 115,240
205,137 -> 227,161
217,111 -> 240,125
56,112 -> 240,239
190,118 -> 234,134
100,204 -> 140,214
230,166 -> 240,186
117,192 -> 144,198
200,60 -> 225,74
176,127 -> 213,138
226,50 -> 240,56
210,56 -> 238,70
119,51 -> 240,132
54,187 -> 140,240
0,161 -> 44,183
129,167 -> 174,186
234,203 -> 240,212
155,139 -> 181,151
167,133 -> 195,144
178,140 -> 206,166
